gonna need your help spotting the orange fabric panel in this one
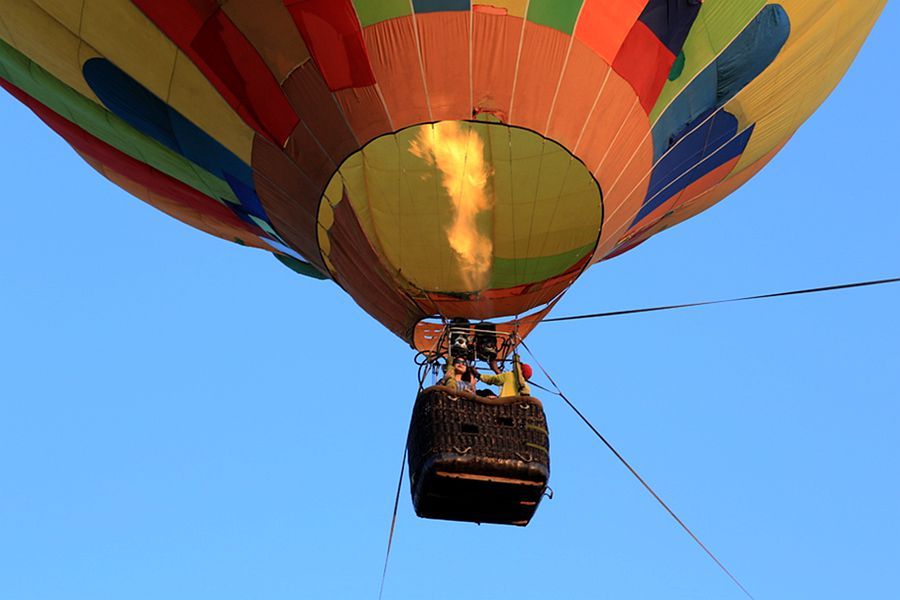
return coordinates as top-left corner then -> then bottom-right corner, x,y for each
510,21 -> 569,133
333,85 -> 393,146
222,0 -> 311,84
282,61 -> 359,165
546,39 -> 611,153
472,12 -> 523,121
575,0 -> 646,63
362,16 -> 430,130
591,112 -> 654,259
251,136 -> 325,268
417,12 -> 471,122
571,69 -> 638,173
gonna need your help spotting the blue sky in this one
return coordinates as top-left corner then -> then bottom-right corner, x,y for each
1,6 -> 898,600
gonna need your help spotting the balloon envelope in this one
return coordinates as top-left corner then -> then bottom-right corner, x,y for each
0,0 -> 885,345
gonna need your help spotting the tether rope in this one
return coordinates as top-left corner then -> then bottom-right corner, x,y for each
378,447 -> 407,600
519,340 -> 755,600
543,277 -> 900,323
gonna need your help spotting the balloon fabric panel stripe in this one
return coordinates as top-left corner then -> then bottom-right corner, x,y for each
81,58 -> 270,225
472,10 -> 521,121
416,12 -> 471,122
526,0 -> 584,35
351,0 -> 412,27
281,61 -> 360,166
510,21 -> 569,131
546,40 -> 612,152
251,136 -> 328,270
412,0 -> 470,12
284,0 -> 377,92
574,0 -> 647,64
360,16 -> 431,130
133,0 -> 299,145
221,0 -> 312,85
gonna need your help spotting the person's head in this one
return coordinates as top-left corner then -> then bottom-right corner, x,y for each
520,363 -> 533,380
453,357 -> 467,375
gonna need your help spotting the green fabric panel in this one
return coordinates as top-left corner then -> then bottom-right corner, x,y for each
650,0 -> 765,123
274,253 -> 329,280
669,51 -> 686,81
352,0 -> 412,27
0,39 -> 240,205
526,0 -> 583,35
490,244 -> 593,289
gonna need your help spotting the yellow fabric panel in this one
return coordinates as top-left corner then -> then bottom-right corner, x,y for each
0,1 -> 102,103
79,0 -> 255,163
474,1 -> 529,19
31,0 -> 82,32
728,0 -> 886,171
489,127 -> 599,262
222,0 -> 311,85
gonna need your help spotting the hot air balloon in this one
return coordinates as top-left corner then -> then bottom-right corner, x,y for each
0,0 -> 886,525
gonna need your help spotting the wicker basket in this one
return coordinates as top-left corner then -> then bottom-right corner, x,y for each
407,387 -> 550,526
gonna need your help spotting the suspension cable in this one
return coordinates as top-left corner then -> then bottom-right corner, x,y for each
378,447 -> 407,600
543,276 -> 900,323
519,340 -> 755,600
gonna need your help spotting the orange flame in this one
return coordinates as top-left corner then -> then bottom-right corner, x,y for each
410,122 -> 494,290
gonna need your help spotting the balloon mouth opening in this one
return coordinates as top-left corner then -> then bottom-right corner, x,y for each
317,119 -> 603,303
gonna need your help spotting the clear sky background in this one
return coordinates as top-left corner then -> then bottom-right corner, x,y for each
1,6 -> 898,600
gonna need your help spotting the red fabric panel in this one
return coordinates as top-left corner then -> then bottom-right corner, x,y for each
511,21 -> 569,133
252,136 -> 325,268
361,16 -> 429,130
417,12 -> 470,122
282,61 -> 360,164
284,0 -> 376,92
133,0 -> 299,144
613,21 -> 674,114
472,12 -> 522,121
0,78 -> 266,240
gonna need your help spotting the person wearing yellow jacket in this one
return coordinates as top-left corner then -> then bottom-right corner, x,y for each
476,354 -> 532,397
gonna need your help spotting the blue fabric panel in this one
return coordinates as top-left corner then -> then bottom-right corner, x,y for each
83,58 -> 270,221
639,0 -> 703,55
715,5 -> 790,104
632,111 -> 754,226
223,173 -> 267,220
412,0 -> 470,12
652,5 -> 790,161
653,66 -> 716,161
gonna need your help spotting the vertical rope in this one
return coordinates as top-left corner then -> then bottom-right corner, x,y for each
378,447 -> 407,600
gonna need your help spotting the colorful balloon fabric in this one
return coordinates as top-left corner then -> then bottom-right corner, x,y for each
0,1 -> 885,345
